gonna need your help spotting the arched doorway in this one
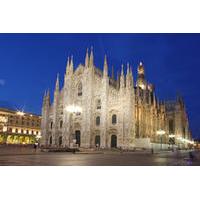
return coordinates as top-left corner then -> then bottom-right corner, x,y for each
49,136 -> 52,146
95,135 -> 100,147
75,130 -> 81,147
111,135 -> 117,148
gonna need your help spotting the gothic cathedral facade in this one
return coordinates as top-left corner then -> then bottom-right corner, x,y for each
41,48 -> 192,149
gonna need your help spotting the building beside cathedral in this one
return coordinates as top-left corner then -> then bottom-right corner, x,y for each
41,48 -> 192,150
0,107 -> 41,145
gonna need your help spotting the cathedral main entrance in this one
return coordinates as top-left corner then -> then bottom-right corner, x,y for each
75,130 -> 81,147
111,135 -> 117,148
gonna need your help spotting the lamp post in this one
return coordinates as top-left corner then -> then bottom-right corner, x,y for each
156,129 -> 166,150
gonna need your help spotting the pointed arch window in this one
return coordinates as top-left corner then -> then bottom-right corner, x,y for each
112,114 -> 117,125
96,116 -> 100,126
78,82 -> 82,96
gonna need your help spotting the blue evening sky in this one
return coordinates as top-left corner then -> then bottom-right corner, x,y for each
0,34 -> 199,138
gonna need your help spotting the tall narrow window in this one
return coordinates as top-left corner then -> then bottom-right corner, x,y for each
60,120 -> 63,129
96,116 -> 100,126
112,114 -> 117,125
78,82 -> 82,96
50,122 -> 53,129
49,136 -> 52,145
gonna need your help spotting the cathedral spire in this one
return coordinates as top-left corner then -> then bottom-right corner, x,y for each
126,62 -> 130,76
65,56 -> 70,77
137,61 -> 146,89
55,73 -> 60,92
46,89 -> 50,105
120,64 -> 125,89
43,90 -> 47,106
103,55 -> 108,77
121,64 -> 124,76
130,65 -> 134,87
126,63 -> 132,89
85,48 -> 89,68
44,90 -> 47,98
70,55 -> 74,72
89,46 -> 94,67
65,56 -> 70,75
153,93 -> 156,108
117,70 -> 120,89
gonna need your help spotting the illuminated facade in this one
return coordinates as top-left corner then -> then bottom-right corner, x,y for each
0,108 -> 41,145
41,48 -> 192,149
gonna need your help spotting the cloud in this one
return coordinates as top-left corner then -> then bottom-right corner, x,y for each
0,79 -> 5,86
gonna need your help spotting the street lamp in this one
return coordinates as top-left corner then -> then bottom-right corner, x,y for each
156,129 -> 166,150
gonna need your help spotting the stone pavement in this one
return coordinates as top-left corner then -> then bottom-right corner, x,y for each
0,145 -> 199,166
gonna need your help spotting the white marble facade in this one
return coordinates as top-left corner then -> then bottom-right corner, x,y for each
41,48 -> 191,149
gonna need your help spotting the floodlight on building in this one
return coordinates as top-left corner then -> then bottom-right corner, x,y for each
169,134 -> 175,138
16,111 -> 25,116
66,105 -> 82,114
156,130 -> 166,135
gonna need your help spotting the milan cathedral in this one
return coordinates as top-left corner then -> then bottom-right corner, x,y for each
41,48 -> 191,149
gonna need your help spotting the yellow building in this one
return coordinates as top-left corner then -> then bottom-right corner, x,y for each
0,107 -> 41,145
